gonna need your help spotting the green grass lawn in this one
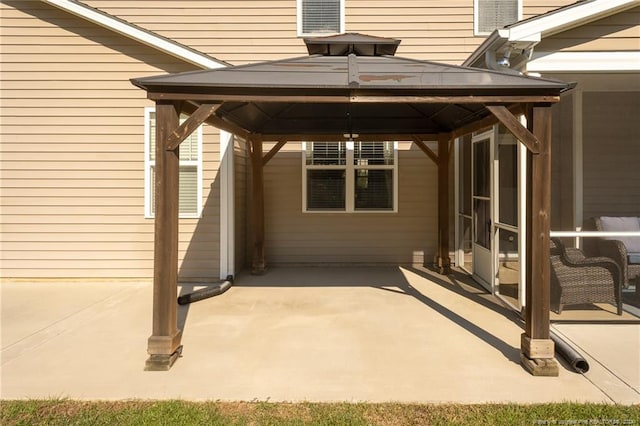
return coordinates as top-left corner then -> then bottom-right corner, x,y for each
1,400 -> 639,425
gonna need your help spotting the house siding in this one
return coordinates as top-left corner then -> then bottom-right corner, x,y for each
0,0 -> 604,280
0,1 -> 222,280
536,6 -> 640,52
262,143 -> 437,266
582,91 -> 640,220
82,0 -> 575,65
543,73 -> 640,228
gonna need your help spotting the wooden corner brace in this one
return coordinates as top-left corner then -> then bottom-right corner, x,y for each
485,105 -> 540,154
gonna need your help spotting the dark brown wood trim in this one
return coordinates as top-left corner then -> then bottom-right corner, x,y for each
205,114 -> 253,141
521,105 -> 557,376
260,133 -> 441,142
148,92 -> 560,104
166,104 -> 220,151
262,140 -> 287,166
451,104 -> 524,139
412,136 -> 439,165
146,100 -> 182,371
436,135 -> 451,275
486,105 -> 539,154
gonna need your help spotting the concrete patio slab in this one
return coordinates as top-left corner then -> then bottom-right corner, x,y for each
1,267 -> 638,403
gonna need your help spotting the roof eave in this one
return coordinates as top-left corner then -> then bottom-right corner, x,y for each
41,0 -> 228,69
463,0 -> 640,68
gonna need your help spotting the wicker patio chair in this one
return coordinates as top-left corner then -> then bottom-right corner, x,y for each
550,237 -> 623,315
583,217 -> 640,289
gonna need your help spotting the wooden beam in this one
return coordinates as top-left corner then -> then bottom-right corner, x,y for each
436,135 -> 452,275
486,105 -> 539,154
412,136 -> 439,165
451,104 -> 524,139
148,92 -> 560,104
350,95 -> 560,104
262,140 -> 287,166
261,133 -> 440,142
521,105 -> 558,376
205,114 -> 253,141
146,100 -> 182,371
166,103 -> 220,151
250,136 -> 266,274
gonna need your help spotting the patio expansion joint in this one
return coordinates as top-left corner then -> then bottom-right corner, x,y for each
1,285 -> 143,367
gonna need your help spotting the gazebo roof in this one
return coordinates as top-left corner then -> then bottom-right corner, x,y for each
132,33 -> 569,137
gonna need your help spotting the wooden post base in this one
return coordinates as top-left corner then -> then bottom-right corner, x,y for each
144,346 -> 183,371
251,260 -> 267,275
436,257 -> 452,275
520,353 -> 559,376
520,333 -> 558,376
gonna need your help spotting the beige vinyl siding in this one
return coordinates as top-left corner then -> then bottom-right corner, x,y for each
261,142 -> 436,265
550,94 -> 574,232
0,1 -> 221,280
581,91 -> 640,220
522,0 -> 576,19
82,0 -> 577,66
536,6 -> 640,52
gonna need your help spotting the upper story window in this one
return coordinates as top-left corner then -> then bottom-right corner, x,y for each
475,0 -> 521,36
302,141 -> 397,213
297,0 -> 345,36
144,107 -> 203,219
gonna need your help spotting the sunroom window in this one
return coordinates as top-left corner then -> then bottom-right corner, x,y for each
298,0 -> 344,36
475,0 -> 521,35
144,108 -> 202,218
303,141 -> 397,212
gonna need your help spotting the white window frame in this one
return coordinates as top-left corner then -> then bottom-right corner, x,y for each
301,141 -> 398,213
474,0 -> 522,36
297,0 -> 345,37
144,106 -> 203,219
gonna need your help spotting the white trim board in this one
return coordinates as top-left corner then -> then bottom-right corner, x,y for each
508,0 -> 640,41
528,51 -> 640,72
41,0 -> 227,69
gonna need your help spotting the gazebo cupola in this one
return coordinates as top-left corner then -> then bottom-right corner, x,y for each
303,32 -> 401,56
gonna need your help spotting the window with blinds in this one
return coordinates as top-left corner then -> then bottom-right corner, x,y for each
298,0 -> 344,36
475,0 -> 520,35
145,109 -> 202,218
303,141 -> 397,212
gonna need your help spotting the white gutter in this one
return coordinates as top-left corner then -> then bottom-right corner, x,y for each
509,0 -> 640,41
41,0 -> 227,69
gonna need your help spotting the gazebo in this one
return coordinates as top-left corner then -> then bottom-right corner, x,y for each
132,33 -> 569,376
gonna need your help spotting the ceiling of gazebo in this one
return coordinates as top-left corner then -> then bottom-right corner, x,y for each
131,34 -> 569,138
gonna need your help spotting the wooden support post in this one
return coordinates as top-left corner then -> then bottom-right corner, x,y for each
437,136 -> 452,274
146,101 -> 183,371
250,136 -> 267,274
521,105 -> 558,376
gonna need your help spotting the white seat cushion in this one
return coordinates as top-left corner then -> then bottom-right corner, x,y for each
600,216 -> 640,253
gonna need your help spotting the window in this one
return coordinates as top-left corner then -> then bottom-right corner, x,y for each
144,107 -> 203,218
474,0 -> 521,35
302,141 -> 397,212
297,0 -> 344,36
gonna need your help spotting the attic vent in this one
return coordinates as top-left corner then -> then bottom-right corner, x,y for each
301,0 -> 341,34
476,0 -> 519,34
